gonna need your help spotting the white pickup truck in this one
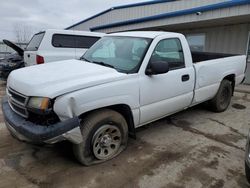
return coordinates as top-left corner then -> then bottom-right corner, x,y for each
2,31 -> 246,165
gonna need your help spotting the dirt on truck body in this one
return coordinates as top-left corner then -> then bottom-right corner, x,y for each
0,81 -> 249,188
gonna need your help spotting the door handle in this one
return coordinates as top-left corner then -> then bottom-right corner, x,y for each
182,74 -> 190,82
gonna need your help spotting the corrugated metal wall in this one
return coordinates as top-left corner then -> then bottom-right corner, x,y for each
69,0 -> 250,55
97,4 -> 250,33
70,0 -> 226,31
179,23 -> 250,54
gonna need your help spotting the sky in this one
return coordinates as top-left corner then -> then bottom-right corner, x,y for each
0,0 -> 149,42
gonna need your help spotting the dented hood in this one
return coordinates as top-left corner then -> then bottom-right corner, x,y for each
7,60 -> 127,98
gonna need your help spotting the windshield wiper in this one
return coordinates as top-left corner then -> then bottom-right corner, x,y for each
80,58 -> 116,70
92,61 -> 115,69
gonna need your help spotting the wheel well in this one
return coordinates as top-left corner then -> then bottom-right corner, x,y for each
223,74 -> 235,94
79,104 -> 136,139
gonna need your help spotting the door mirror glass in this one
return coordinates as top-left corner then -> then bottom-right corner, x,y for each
146,61 -> 169,75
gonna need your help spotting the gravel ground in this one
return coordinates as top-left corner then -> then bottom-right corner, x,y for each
0,82 -> 249,188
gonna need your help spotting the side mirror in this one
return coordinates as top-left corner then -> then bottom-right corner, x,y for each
146,61 -> 169,75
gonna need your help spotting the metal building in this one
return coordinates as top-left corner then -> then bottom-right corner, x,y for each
66,0 -> 250,83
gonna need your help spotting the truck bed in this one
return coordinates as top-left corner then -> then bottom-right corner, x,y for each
192,53 -> 246,106
191,51 -> 237,63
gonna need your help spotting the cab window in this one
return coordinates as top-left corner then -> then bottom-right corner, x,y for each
52,34 -> 100,48
150,38 -> 185,70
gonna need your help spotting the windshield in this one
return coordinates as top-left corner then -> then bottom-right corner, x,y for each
82,36 -> 152,73
26,32 -> 45,51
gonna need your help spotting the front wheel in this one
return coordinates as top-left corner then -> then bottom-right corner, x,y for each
73,109 -> 128,166
208,79 -> 232,112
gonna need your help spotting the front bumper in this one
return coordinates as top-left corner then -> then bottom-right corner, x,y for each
2,96 -> 82,144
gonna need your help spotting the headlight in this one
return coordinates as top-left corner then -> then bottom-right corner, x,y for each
27,97 -> 51,111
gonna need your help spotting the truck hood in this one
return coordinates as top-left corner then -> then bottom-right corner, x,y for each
7,60 -> 127,98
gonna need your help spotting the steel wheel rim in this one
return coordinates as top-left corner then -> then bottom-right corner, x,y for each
92,124 -> 122,160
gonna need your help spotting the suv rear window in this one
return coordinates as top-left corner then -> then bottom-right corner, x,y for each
52,34 -> 100,48
26,32 -> 45,51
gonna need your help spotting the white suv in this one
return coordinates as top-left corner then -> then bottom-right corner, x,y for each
24,29 -> 104,66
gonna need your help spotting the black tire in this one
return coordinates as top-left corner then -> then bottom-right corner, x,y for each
245,161 -> 250,184
73,109 -> 128,166
208,79 -> 232,112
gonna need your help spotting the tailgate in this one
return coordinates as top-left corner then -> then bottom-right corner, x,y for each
24,51 -> 37,66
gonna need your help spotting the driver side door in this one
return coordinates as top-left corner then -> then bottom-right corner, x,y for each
139,38 -> 194,125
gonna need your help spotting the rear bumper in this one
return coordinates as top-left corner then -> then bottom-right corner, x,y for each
2,96 -> 82,144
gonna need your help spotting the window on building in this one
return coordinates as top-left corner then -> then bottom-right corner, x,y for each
52,34 -> 100,48
186,34 -> 206,52
150,38 -> 185,70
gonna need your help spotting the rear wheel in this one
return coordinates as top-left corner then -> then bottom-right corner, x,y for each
208,79 -> 232,112
73,109 -> 128,166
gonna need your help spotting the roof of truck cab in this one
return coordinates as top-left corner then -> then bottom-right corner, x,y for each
108,31 -> 177,38
41,29 -> 105,37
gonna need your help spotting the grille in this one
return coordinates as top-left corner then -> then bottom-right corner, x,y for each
7,87 -> 29,118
